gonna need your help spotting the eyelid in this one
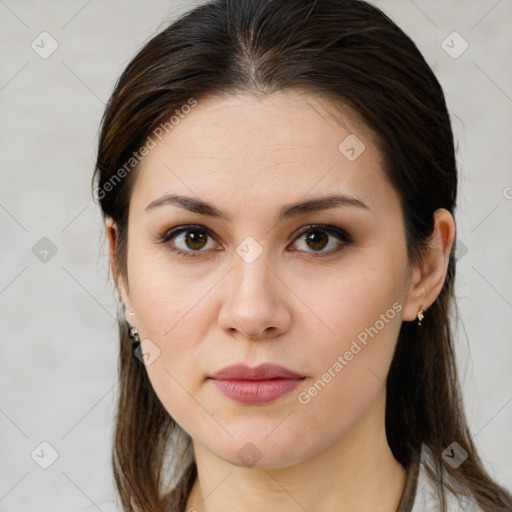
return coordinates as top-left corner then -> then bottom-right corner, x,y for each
158,224 -> 216,244
291,224 -> 352,243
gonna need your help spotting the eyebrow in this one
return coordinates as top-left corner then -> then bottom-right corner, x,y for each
145,193 -> 369,222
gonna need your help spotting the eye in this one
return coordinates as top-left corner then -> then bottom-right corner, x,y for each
157,225 -> 219,258
289,224 -> 352,257
157,223 -> 352,259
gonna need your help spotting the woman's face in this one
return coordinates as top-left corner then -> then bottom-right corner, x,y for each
117,90 -> 418,468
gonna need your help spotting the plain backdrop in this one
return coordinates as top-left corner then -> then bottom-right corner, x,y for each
0,1 -> 511,510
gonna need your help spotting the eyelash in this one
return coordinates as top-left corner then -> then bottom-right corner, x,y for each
156,224 -> 353,259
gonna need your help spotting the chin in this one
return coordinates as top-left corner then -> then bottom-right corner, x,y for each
200,432 -> 308,470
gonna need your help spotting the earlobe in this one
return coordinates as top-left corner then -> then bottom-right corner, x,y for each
402,208 -> 456,323
402,264 -> 427,322
117,275 -> 132,317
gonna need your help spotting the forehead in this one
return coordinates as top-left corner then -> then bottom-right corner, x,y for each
131,90 -> 397,217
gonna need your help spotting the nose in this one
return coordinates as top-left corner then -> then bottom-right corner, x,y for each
217,251 -> 292,341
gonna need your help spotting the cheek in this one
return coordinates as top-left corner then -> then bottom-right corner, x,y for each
291,292 -> 403,457
125,245 -> 222,413
308,249 -> 407,347
292,251 -> 407,411
127,240 -> 214,340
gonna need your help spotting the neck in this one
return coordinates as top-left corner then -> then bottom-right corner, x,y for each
184,390 -> 407,512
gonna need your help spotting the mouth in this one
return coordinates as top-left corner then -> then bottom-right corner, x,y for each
208,363 -> 306,405
209,362 -> 305,380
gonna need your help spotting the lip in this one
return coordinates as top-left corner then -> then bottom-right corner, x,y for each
208,363 -> 306,405
210,363 -> 305,380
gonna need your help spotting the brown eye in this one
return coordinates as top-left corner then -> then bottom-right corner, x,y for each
159,225 -> 218,257
290,224 -> 353,256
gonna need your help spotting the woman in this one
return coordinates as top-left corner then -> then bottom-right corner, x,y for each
92,0 -> 512,510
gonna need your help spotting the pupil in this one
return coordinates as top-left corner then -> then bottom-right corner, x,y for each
306,231 -> 328,251
185,230 -> 207,250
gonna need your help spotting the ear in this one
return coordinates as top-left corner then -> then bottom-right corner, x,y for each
105,216 -> 132,314
402,208 -> 456,322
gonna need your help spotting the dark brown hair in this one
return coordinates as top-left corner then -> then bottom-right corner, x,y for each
92,1 -> 512,511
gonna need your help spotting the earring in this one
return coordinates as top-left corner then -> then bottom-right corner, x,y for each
129,309 -> 135,317
417,304 -> 424,326
128,325 -> 141,350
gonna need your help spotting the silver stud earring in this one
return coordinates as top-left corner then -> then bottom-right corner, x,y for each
129,309 -> 135,317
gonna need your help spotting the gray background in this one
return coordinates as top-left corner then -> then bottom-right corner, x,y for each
0,1 -> 511,510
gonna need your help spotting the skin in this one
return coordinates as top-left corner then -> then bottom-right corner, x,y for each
106,90 -> 455,512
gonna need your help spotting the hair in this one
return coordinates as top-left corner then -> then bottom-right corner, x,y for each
92,1 -> 512,511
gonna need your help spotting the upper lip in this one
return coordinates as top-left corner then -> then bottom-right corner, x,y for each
209,363 -> 305,380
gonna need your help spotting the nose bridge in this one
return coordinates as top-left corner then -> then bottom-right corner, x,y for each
217,236 -> 290,338
230,236 -> 276,301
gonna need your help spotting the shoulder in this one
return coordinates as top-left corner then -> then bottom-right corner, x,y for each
411,444 -> 485,512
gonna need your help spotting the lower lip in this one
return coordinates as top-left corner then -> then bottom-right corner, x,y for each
209,378 -> 304,405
